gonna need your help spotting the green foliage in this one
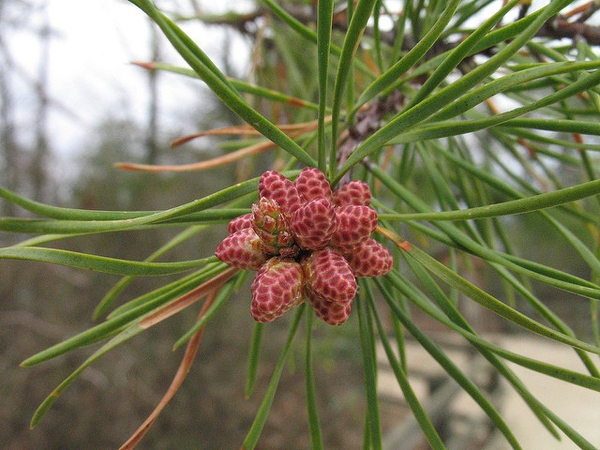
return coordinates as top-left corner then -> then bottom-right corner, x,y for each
2,0 -> 600,448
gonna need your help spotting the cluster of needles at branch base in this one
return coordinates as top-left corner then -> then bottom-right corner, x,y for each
215,168 -> 393,325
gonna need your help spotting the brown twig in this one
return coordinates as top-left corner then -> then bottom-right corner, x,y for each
336,91 -> 404,185
537,18 -> 600,45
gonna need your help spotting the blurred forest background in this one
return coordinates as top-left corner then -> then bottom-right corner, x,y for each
1,0 -> 597,449
1,1 -> 369,448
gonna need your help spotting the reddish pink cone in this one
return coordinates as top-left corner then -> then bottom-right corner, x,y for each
215,228 -> 267,270
216,168 -> 395,325
302,248 -> 357,304
295,167 -> 332,202
228,213 -> 253,234
250,258 -> 304,322
330,205 -> 378,251
344,238 -> 393,277
290,198 -> 337,250
258,171 -> 302,216
332,180 -> 371,207
308,293 -> 352,325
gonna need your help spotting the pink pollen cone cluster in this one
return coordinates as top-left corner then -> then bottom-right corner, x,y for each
215,168 -> 393,325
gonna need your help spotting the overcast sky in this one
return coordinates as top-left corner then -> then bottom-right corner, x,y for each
5,0 -> 575,176
7,0 -> 251,169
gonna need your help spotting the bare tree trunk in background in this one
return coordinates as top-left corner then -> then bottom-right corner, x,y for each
145,18 -> 160,165
0,60 -> 19,217
189,0 -> 202,16
0,0 -> 19,216
30,4 -> 51,202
